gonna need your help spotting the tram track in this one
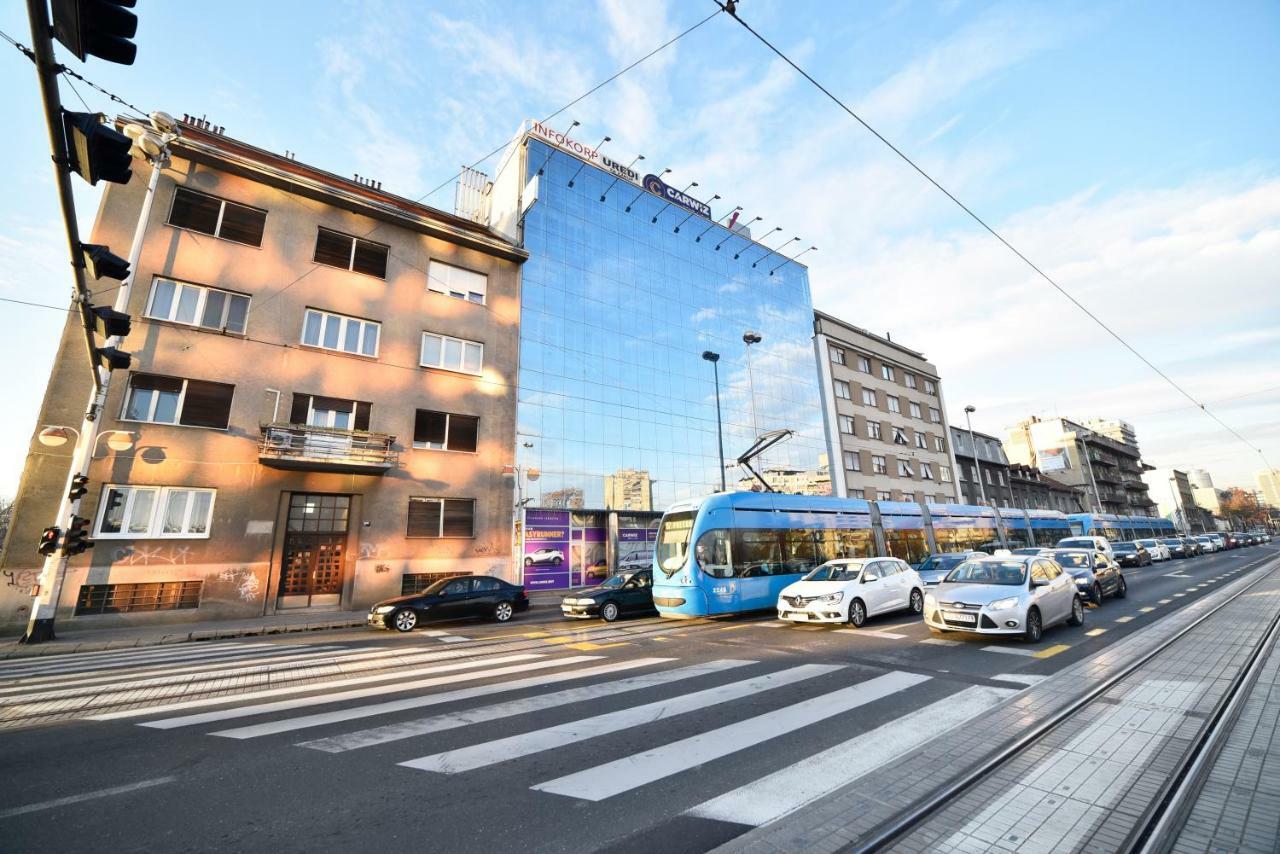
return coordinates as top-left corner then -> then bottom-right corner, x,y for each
849,548 -> 1280,853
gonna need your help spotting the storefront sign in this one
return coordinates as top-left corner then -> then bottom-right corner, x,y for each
643,173 -> 711,218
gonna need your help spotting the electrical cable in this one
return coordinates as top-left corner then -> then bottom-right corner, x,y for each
709,0 -> 1273,471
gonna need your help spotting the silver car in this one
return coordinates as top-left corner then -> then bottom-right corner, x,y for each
924,555 -> 1084,643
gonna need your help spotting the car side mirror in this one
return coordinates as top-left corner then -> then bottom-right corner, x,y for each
1031,578 -> 1049,588
863,576 -> 877,583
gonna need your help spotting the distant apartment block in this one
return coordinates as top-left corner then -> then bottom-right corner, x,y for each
950,426 -> 1013,507
604,469 -> 653,511
1259,468 -> 1280,508
1084,417 -> 1140,453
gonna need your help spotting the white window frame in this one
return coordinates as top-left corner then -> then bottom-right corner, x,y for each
301,308 -> 380,357
95,485 -> 216,539
915,432 -> 927,449
921,463 -> 935,480
941,465 -> 953,483
857,356 -> 871,373
838,415 -> 855,435
925,379 -> 937,395
872,455 -> 887,474
145,277 -> 250,335
830,346 -> 845,365
122,377 -> 185,425
929,407 -> 942,423
892,426 -> 909,445
909,402 -> 923,419
407,496 -> 476,538
861,388 -> 877,407
427,260 -> 488,305
876,490 -> 891,501
843,450 -> 861,472
904,373 -> 917,389
867,421 -> 882,440
413,410 -> 480,452
421,331 -> 484,376
887,396 -> 901,414
881,364 -> 895,381
898,460 -> 914,477
834,380 -> 852,400
934,436 -> 945,453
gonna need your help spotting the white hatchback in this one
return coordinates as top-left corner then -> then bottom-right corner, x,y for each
777,558 -> 925,627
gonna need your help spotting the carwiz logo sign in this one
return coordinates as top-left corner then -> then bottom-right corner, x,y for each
643,173 -> 711,218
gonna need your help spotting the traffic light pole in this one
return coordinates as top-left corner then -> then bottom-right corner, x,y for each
21,154 -> 167,643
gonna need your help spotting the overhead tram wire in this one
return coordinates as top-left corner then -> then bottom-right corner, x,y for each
710,0 -> 1274,471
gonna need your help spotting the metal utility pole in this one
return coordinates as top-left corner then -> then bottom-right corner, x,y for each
742,331 -> 761,437
703,351 -> 726,491
964,405 -> 988,507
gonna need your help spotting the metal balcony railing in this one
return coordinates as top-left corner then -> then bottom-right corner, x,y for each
258,423 -> 397,474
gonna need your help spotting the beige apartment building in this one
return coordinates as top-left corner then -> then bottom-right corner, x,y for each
0,118 -> 525,631
814,312 -> 961,503
603,469 -> 653,511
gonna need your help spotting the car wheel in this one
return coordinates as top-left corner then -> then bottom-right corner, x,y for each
848,599 -> 867,628
392,608 -> 417,633
552,556 -> 562,566
1116,575 -> 1127,599
524,557 -> 533,566
909,588 -> 924,614
1090,583 -> 1103,607
1067,596 -> 1085,627
600,601 -> 620,622
1023,607 -> 1042,643
493,601 -> 514,622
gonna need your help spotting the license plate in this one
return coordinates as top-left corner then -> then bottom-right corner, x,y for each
943,611 -> 976,625
792,612 -> 809,620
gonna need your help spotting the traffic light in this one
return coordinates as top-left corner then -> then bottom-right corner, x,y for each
82,245 -> 130,281
63,516 -> 94,557
62,112 -> 133,185
38,527 -> 62,557
91,305 -> 131,338
68,475 -> 90,501
52,0 -> 139,66
94,346 -> 131,372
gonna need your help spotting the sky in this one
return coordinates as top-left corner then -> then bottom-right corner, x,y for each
0,0 -> 1277,499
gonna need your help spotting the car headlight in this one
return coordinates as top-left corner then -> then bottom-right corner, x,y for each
373,605 -> 395,614
819,592 -> 843,605
987,597 -> 1020,611
924,592 -> 937,608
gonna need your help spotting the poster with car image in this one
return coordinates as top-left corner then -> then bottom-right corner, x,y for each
617,526 -> 658,573
523,510 -> 570,589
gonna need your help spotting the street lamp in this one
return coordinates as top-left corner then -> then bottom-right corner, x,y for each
702,351 -> 726,492
743,331 -> 762,438
38,425 -> 136,454
963,405 -> 988,507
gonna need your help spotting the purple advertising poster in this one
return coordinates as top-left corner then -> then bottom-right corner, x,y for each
523,510 -> 570,589
617,526 -> 658,572
574,526 -> 608,585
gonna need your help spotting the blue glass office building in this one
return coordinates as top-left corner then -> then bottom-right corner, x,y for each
485,123 -> 828,586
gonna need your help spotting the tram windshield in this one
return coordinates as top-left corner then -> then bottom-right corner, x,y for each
655,512 -> 695,576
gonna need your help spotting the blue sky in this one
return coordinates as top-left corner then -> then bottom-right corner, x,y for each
1,0 -> 1278,496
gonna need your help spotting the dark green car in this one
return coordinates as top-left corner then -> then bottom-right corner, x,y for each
560,569 -> 656,622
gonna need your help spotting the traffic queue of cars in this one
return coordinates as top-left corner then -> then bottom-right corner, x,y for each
363,530 -> 1269,633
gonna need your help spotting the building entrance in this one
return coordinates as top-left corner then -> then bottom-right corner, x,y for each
277,493 -> 350,609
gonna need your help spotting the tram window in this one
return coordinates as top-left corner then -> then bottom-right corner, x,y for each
883,529 -> 929,565
732,529 -> 784,577
695,529 -> 732,579
1006,528 -> 1034,548
817,528 -> 875,561
782,529 -> 821,574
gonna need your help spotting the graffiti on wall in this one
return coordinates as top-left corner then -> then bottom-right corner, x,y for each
2,568 -> 39,590
215,567 -> 261,602
112,544 -> 192,566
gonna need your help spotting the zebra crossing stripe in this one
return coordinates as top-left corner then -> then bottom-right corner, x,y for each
293,659 -> 748,750
0,643 -> 286,679
688,681 -> 1019,826
400,663 -> 844,774
0,640 -> 270,673
533,670 -> 930,801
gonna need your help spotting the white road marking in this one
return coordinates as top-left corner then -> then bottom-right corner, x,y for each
0,643 -> 286,679
0,640 -> 268,672
980,646 -> 1038,657
401,663 -> 843,774
0,776 -> 177,819
533,671 -> 930,801
834,630 -> 907,639
292,659 -> 746,750
1140,607 -> 1156,613
758,622 -> 788,628
920,638 -> 963,646
1114,616 -> 1135,623
1174,593 -> 1186,598
1158,599 -> 1172,604
89,652 -> 555,723
688,681 -> 1018,825
1164,572 -> 1189,578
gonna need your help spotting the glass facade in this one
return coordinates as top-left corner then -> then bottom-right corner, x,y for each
515,140 -> 828,512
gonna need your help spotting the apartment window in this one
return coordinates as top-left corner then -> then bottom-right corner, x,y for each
413,410 -> 479,452
925,379 -> 937,395
407,497 -> 475,538
970,464 -> 979,483
861,388 -> 877,407
122,374 -> 233,430
96,486 -> 216,539
909,402 -> 922,419
834,380 -> 852,400
941,465 -> 953,483
421,332 -> 483,375
892,426 -> 909,445
146,277 -> 249,334
887,396 -> 901,414
985,469 -> 994,485
876,490 -> 891,501
915,432 -> 927,450
313,227 -> 389,278
997,471 -> 1006,486
898,460 -> 914,477
829,346 -> 845,366
872,455 -> 887,475
168,187 -> 266,247
843,451 -> 861,472
289,394 -> 371,431
839,415 -> 855,434
857,356 -> 871,373
929,407 -> 942,423
301,308 -> 380,357
921,463 -> 935,481
934,436 -> 945,453
428,260 -> 488,304
881,364 -> 895,382
867,421 -> 882,440
905,373 -> 917,389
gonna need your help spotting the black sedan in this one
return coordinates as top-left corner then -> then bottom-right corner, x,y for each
368,575 -> 529,632
1111,541 -> 1152,567
561,568 -> 655,622
1048,549 -> 1126,606
1161,537 -> 1191,559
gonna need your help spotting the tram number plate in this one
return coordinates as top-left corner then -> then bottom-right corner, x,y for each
943,611 -> 976,625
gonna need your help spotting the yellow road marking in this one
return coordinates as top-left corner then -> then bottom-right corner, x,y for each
564,641 -> 631,651
1086,628 -> 1107,637
715,624 -> 755,632
522,631 -> 552,638
1033,644 -> 1071,659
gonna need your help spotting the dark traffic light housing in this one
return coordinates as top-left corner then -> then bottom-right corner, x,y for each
52,0 -> 139,66
38,527 -> 62,557
83,244 -> 130,281
63,516 -> 94,556
91,305 -> 131,338
94,346 -> 131,372
63,112 -> 133,185
69,475 -> 90,501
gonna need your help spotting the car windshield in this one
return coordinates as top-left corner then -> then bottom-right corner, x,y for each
1011,548 -> 1042,555
1050,551 -> 1090,568
945,560 -> 1027,585
655,512 -> 695,576
919,553 -> 969,573
1058,539 -> 1092,549
1113,543 -> 1136,552
803,561 -> 866,582
1161,539 -> 1182,545
598,572 -> 637,589
1138,539 -> 1157,547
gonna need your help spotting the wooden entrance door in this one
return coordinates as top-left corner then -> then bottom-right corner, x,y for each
277,493 -> 350,609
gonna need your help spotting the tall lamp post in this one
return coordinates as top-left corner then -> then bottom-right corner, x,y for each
702,351 -> 726,492
963,405 -> 988,507
742,331 -> 762,437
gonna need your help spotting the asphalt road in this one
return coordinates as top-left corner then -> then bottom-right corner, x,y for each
0,545 -> 1274,854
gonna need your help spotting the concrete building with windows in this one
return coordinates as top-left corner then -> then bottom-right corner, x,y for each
0,118 -> 525,630
1004,415 -> 1157,516
1258,468 -> 1280,508
1083,417 -> 1140,453
603,469 -> 653,511
1008,464 -> 1086,514
815,313 -> 960,504
950,426 -> 1014,507
1143,467 -> 1203,533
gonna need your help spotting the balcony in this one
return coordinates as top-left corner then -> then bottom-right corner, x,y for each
258,423 -> 398,475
